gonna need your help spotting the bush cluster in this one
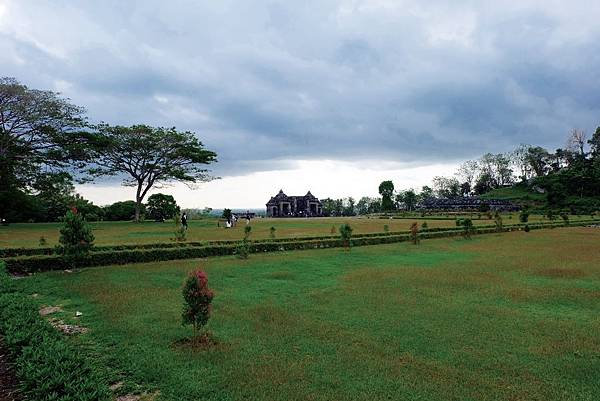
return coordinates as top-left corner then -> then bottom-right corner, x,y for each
0,262 -> 111,401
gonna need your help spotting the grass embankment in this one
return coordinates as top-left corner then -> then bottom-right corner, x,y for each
0,262 -> 111,400
480,186 -> 546,202
14,228 -> 600,401
0,214 -> 594,248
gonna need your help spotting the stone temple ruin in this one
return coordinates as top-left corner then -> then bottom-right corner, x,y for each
266,190 -> 323,217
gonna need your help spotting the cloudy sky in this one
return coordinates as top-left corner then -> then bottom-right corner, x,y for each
2,1 -> 600,208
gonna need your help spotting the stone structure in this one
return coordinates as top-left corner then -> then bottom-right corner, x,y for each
266,190 -> 323,217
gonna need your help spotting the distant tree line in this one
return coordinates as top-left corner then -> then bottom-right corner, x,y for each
322,127 -> 600,215
1,191 -> 185,223
436,128 -> 600,212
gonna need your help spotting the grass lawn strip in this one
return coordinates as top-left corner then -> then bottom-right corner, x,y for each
12,228 -> 600,401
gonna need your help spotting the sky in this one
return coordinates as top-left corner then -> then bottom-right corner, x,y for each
1,0 -> 600,208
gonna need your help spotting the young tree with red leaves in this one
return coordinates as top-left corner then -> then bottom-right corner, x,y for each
182,270 -> 214,337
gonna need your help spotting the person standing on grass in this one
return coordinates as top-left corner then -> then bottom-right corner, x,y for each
181,212 -> 188,230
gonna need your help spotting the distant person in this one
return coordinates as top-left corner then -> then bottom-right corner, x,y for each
226,219 -> 232,228
181,212 -> 188,230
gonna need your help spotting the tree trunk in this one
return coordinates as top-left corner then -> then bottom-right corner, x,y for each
134,200 -> 141,222
135,181 -> 143,223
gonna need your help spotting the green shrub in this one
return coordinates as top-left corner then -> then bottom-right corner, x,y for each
421,221 -> 428,232
458,218 -> 474,239
519,209 -> 529,223
58,209 -> 94,256
269,226 -> 276,240
494,212 -> 503,232
38,236 -> 48,247
524,224 -> 530,232
236,240 -> 250,259
383,224 -> 389,233
339,223 -> 353,250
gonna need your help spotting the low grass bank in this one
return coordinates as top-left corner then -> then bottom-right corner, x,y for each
13,228 -> 600,401
0,261 -> 111,401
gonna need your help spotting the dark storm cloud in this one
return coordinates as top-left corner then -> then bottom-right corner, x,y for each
2,0 -> 600,176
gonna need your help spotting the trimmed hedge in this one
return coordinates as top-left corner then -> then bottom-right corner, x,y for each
0,261 -> 111,401
4,219 -> 598,273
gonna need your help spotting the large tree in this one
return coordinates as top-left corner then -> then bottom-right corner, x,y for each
147,193 -> 180,221
0,77 -> 87,219
432,176 -> 460,198
566,128 -> 587,157
588,126 -> 600,157
455,160 -> 479,189
85,124 -> 217,222
32,172 -> 77,222
356,196 -> 380,215
524,146 -> 551,178
402,189 -> 418,211
343,197 -> 356,216
378,180 -> 395,211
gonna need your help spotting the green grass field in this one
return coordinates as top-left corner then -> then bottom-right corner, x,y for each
13,228 -> 600,401
0,214 -> 592,248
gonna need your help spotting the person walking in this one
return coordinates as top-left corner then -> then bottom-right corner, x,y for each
181,212 -> 188,230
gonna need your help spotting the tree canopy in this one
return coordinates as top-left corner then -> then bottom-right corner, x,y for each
147,193 -> 180,221
378,180 -> 395,211
84,124 -> 217,222
0,77 -> 88,220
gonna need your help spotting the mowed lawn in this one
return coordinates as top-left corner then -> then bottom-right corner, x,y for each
0,216 -> 481,248
0,214 -> 589,248
15,228 -> 600,401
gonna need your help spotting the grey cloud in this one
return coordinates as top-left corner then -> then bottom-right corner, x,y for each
1,0 -> 600,177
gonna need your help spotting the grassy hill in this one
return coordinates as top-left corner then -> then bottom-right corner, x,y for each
480,185 -> 545,203
481,184 -> 600,214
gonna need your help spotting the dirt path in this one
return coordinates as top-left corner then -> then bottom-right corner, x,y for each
0,337 -> 22,401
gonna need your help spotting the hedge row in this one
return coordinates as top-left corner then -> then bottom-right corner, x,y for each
4,220 -> 598,273
0,231 -> 408,257
3,239 -> 390,273
0,261 -> 111,401
6,219 -> 599,258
